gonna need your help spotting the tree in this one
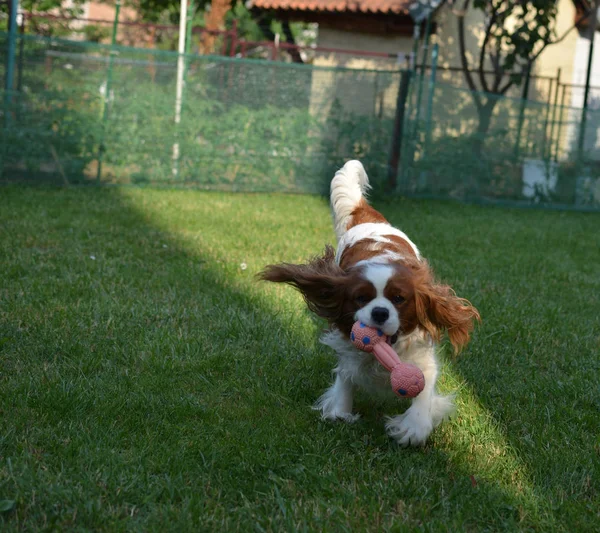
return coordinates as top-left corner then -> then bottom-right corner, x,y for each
130,0 -> 305,58
201,0 -> 232,54
455,0 -> 591,144
1,0 -> 86,36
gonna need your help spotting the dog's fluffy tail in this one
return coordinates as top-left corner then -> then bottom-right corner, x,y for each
330,160 -> 370,242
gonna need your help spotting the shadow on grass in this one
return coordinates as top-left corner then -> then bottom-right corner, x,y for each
1,187 -> 596,530
374,198 -> 600,530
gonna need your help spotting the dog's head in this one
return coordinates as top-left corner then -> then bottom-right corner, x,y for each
260,246 -> 480,353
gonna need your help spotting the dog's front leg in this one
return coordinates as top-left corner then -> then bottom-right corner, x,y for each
385,349 -> 452,446
313,371 -> 359,423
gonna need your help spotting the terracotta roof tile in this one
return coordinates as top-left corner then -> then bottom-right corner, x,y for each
249,0 -> 413,15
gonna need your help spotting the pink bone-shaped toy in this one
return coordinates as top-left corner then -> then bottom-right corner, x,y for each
350,321 -> 425,398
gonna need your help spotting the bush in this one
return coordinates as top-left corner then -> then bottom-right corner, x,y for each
407,130 -> 525,200
83,24 -> 111,43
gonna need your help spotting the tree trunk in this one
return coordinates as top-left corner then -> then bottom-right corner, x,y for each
281,21 -> 303,64
473,98 -> 498,155
201,0 -> 231,55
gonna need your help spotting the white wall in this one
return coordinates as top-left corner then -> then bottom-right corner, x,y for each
564,31 -> 600,158
310,26 -> 413,119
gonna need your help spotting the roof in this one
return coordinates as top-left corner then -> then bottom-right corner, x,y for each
249,0 -> 414,15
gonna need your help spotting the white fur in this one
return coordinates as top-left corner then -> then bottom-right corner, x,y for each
316,329 -> 455,446
354,264 -> 399,336
330,160 -> 371,241
313,161 -> 454,447
335,223 -> 421,263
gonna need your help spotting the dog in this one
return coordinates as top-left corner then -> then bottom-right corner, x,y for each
260,161 -> 480,446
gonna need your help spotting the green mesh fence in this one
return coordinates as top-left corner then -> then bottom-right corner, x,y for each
401,74 -> 600,209
1,33 -> 600,210
0,33 -> 399,193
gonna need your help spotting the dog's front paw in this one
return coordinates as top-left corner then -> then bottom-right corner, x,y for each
321,410 -> 361,423
312,394 -> 360,423
385,409 -> 433,447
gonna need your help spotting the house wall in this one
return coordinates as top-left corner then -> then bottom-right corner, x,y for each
531,0 -> 579,101
84,1 -> 145,46
314,26 -> 413,71
562,31 -> 600,158
433,3 -> 484,70
307,2 -> 598,161
310,25 -> 412,120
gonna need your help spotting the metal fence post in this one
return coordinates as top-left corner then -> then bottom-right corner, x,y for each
185,0 -> 194,77
96,0 -> 122,184
554,84 -> 567,162
387,70 -> 412,191
4,0 -> 18,117
17,12 -> 25,94
1,0 -> 18,179
411,12 -> 432,142
578,0 -> 599,159
513,64 -> 531,160
172,0 -> 189,178
540,72 -> 555,159
424,43 -> 439,156
547,68 -> 561,160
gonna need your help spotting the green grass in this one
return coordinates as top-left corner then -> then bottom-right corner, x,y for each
0,186 -> 599,531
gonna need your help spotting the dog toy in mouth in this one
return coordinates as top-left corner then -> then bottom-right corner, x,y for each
350,321 -> 425,398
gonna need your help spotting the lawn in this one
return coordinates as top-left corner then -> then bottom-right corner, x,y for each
1,186 -> 599,531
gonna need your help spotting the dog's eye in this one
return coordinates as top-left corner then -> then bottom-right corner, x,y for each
392,295 -> 405,305
355,295 -> 368,306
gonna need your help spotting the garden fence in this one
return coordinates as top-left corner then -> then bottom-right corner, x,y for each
1,33 -> 599,210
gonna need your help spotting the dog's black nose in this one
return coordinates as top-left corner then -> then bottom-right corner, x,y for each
371,307 -> 389,324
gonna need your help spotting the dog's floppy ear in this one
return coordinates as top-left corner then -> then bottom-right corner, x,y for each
259,245 -> 349,322
411,262 -> 481,353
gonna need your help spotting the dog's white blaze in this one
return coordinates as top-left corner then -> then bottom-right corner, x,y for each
354,263 -> 399,336
363,263 -> 394,296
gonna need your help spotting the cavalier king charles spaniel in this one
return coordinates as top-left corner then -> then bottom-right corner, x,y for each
260,160 -> 480,446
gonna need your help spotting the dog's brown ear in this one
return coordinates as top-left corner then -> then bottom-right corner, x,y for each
259,245 -> 349,322
410,262 -> 481,353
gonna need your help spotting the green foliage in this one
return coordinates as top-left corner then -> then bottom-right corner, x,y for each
82,24 -> 111,43
472,0 -> 558,74
3,34 -> 599,210
0,501 -> 15,513
408,132 -> 524,199
127,0 -> 309,50
225,1 -> 267,43
131,0 -> 210,24
0,38 -> 102,182
3,90 -> 100,180
319,99 -> 394,192
101,75 -> 325,190
15,0 -> 86,37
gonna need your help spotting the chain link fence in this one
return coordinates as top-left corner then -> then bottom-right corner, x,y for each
2,33 -> 600,209
0,33 -> 400,193
401,76 -> 600,209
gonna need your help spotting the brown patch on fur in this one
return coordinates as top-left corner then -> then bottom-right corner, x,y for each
347,199 -> 388,230
261,247 -> 480,352
339,239 -> 385,270
337,278 -> 376,335
384,234 -> 418,259
383,265 -> 420,335
259,246 -> 370,336
339,235 -> 417,271
385,261 -> 481,353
